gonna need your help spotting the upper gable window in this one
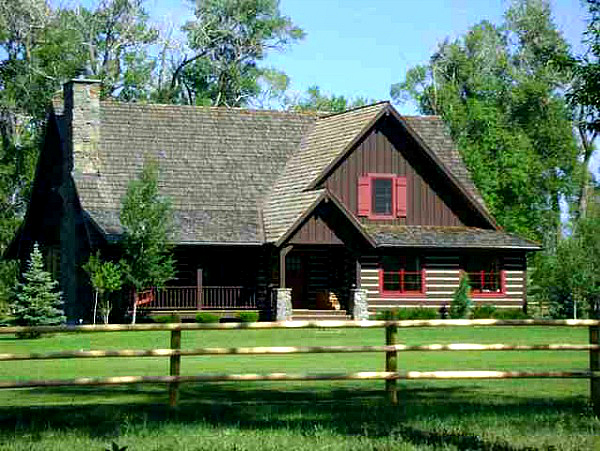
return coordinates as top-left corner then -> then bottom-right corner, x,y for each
358,174 -> 407,219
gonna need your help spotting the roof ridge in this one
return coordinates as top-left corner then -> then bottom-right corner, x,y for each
100,100 -> 319,118
318,100 -> 390,119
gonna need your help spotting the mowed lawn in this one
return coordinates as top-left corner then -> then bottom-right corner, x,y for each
0,326 -> 599,450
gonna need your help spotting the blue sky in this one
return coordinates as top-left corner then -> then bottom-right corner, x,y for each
62,0 -> 588,113
139,0 -> 589,114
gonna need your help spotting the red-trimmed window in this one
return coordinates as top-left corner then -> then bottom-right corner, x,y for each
379,256 -> 425,296
463,256 -> 506,297
358,174 -> 407,219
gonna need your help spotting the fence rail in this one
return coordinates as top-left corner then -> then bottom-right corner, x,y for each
1,319 -> 599,414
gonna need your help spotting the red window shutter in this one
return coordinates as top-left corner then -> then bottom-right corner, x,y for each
395,177 -> 407,217
358,176 -> 371,216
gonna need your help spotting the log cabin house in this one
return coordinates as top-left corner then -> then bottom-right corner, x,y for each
8,77 -> 540,323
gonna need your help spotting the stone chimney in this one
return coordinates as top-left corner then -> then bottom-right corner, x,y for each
63,77 -> 101,175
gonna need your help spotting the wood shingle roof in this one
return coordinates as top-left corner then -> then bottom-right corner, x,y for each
65,99 -> 526,248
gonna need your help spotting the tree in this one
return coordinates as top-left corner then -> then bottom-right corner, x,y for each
83,251 -> 123,324
72,0 -> 159,100
566,0 -> 600,219
533,218 -> 600,319
449,274 -> 472,319
120,158 -> 175,323
11,243 -> 64,337
290,86 -> 372,113
391,0 -> 580,248
169,0 -> 304,106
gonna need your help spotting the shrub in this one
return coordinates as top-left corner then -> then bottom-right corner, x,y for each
492,309 -> 531,320
195,312 -> 220,323
11,243 -> 65,338
450,274 -> 472,319
471,304 -> 497,319
153,314 -> 180,323
375,307 -> 438,320
236,311 -> 259,323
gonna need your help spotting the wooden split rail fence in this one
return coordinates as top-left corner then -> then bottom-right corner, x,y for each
0,319 -> 599,413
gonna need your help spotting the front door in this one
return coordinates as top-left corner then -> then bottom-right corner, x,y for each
286,253 -> 306,308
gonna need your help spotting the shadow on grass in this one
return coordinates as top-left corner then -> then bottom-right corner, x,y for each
0,382 -> 594,450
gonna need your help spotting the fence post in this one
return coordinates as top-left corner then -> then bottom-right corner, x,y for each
385,324 -> 398,405
590,326 -> 599,416
169,329 -> 182,408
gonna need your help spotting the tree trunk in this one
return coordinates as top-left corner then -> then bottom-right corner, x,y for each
131,290 -> 137,325
92,290 -> 99,325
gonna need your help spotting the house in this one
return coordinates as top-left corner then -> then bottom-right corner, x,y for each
8,77 -> 540,323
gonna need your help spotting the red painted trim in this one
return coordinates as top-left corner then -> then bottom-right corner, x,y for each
364,173 -> 406,220
470,270 -> 507,298
378,268 -> 426,298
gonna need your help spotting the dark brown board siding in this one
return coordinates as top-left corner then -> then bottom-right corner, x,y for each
322,116 -> 486,227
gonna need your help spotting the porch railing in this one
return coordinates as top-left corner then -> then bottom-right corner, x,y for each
143,286 -> 257,310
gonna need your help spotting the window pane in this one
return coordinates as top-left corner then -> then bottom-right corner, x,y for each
383,272 -> 401,291
372,178 -> 392,215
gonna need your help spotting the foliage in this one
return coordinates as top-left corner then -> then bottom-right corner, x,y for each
492,308 -> 531,320
374,307 -> 438,320
532,214 -> 600,318
168,0 -> 305,107
195,312 -> 220,323
449,274 -> 472,319
153,314 -> 181,324
120,158 -> 175,293
73,0 -> 159,100
10,243 -> 64,337
290,86 -> 372,113
236,311 -> 259,322
83,251 -> 123,324
565,0 -> 600,219
471,304 -> 497,319
391,0 -> 579,247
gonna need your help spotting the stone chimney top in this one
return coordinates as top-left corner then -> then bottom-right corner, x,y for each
63,77 -> 101,175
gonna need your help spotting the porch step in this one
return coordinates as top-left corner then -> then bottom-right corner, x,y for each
291,309 -> 352,321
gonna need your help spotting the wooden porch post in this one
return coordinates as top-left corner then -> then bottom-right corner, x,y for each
196,268 -> 203,310
279,246 -> 292,288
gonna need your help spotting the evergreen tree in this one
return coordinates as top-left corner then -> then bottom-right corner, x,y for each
11,243 -> 65,337
450,274 -> 473,319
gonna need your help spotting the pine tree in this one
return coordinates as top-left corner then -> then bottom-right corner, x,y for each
450,274 -> 473,319
11,243 -> 65,338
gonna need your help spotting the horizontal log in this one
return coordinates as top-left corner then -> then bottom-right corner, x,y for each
1,319 -> 600,335
0,343 -> 596,362
1,371 -> 599,390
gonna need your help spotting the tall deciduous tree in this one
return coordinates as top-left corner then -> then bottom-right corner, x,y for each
120,158 -> 175,323
391,0 -> 579,248
169,0 -> 304,106
567,0 -> 600,219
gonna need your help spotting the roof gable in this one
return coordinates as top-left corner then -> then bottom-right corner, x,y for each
307,104 -> 496,229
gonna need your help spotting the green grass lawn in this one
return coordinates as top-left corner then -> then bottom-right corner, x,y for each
0,326 -> 599,450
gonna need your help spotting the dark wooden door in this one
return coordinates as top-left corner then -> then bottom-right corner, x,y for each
286,253 -> 306,308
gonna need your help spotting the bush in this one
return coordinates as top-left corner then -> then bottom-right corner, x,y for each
471,304 -> 497,319
450,274 -> 472,319
236,311 -> 259,323
492,309 -> 531,320
374,307 -> 438,320
195,312 -> 220,323
153,314 -> 181,323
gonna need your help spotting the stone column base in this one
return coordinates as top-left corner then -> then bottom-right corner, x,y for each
351,288 -> 369,320
275,288 -> 292,321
